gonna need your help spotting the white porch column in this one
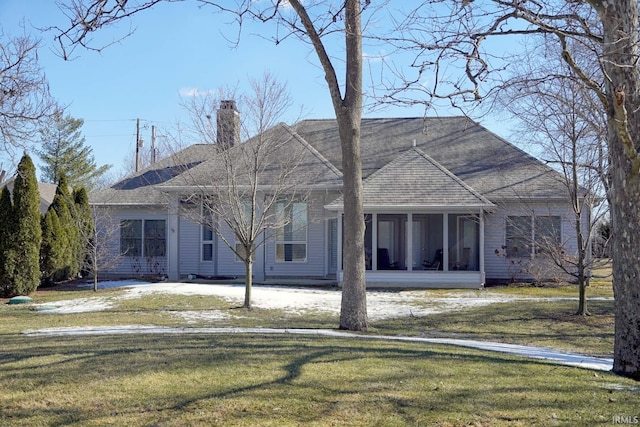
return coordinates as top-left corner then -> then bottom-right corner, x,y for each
479,209 -> 486,284
443,213 -> 449,271
167,196 -> 180,281
407,213 -> 413,271
372,213 -> 378,271
337,213 -> 343,284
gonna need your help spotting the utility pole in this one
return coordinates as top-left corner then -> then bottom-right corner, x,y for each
135,118 -> 140,173
151,125 -> 156,164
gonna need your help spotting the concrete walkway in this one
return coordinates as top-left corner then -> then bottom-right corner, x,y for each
23,325 -> 613,372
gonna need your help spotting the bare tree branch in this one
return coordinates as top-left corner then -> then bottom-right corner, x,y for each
1,26 -> 57,161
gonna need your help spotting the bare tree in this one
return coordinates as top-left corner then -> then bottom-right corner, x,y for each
381,1 -> 640,379
81,205 -> 124,292
500,40 -> 608,315
1,26 -> 57,163
54,0 -> 372,331
172,74 -> 315,309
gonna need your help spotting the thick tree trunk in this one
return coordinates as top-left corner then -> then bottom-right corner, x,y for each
595,0 -> 640,379
288,0 -> 368,331
337,0 -> 367,331
338,108 -> 367,331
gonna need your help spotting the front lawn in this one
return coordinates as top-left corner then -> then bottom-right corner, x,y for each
1,277 -> 635,426
1,333 -> 638,426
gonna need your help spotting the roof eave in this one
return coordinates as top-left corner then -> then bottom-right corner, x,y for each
324,203 -> 495,212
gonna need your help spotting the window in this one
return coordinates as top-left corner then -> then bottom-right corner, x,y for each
144,220 -> 166,257
506,216 -> 532,257
505,215 -> 561,257
120,219 -> 166,257
275,201 -> 307,262
534,216 -> 562,254
202,225 -> 213,261
121,220 -> 142,257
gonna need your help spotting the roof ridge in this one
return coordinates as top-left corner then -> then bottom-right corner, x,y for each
280,122 -> 343,178
410,147 -> 493,206
361,147 -> 493,207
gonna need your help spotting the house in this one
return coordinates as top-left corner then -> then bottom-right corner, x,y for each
91,101 -> 584,288
1,176 -> 58,215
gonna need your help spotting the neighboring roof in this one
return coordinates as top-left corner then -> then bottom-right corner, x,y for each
326,147 -> 494,210
2,178 -> 57,215
291,117 -> 568,201
91,144 -> 220,205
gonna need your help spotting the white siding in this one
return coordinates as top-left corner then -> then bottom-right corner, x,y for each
484,202 -> 579,282
101,206 -> 169,277
216,225 -> 246,276
263,196 -> 328,278
178,217 -> 200,276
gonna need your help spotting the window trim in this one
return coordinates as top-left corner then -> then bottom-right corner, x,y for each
201,224 -> 214,262
505,215 -> 562,258
120,219 -> 167,258
275,200 -> 308,263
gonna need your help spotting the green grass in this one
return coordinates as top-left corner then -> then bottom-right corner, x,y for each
1,276 -> 635,426
1,334 -> 638,426
371,299 -> 614,356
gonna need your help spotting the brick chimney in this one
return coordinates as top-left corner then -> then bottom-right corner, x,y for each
216,100 -> 240,148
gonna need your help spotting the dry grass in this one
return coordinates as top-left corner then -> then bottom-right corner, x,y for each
1,269 -> 636,426
1,334 -> 638,426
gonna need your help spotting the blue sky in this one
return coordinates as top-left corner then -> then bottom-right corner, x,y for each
2,1 -> 512,179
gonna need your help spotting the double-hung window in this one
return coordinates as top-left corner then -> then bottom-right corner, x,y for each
121,220 -> 142,257
120,219 -> 166,257
505,215 -> 561,257
275,200 -> 308,262
534,216 -> 562,255
202,225 -> 214,261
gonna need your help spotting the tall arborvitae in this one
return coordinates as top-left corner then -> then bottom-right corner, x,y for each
40,208 -> 67,285
0,186 -> 15,297
49,174 -> 76,279
73,187 -> 93,277
10,154 -> 42,296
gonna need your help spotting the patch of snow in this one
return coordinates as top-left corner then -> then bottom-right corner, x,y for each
33,297 -> 115,313
171,310 -> 238,323
22,325 -> 613,372
32,281 -> 548,319
114,282 -> 519,320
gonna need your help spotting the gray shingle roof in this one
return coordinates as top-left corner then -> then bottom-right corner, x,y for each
2,178 -> 57,214
157,123 -> 343,190
326,147 -> 494,209
90,144 -> 220,205
292,117 -> 568,201
93,116 -> 568,206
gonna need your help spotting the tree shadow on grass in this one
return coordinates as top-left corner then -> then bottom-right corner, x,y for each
1,333 -> 636,426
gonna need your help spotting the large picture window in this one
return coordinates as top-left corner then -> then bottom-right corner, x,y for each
120,219 -> 166,257
506,215 -> 561,257
275,201 -> 307,262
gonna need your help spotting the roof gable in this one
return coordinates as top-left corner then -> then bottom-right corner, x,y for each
326,147 -> 494,209
292,117 -> 569,200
